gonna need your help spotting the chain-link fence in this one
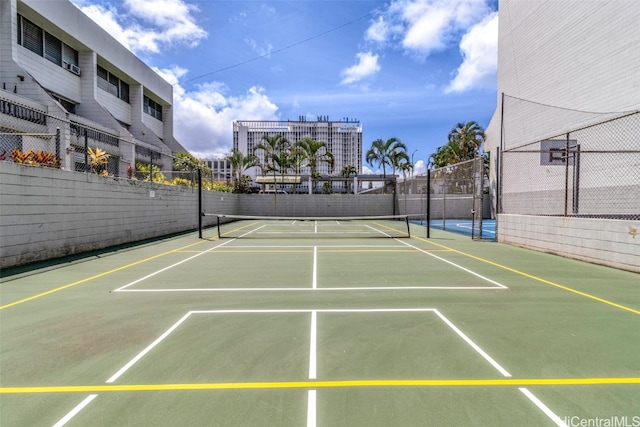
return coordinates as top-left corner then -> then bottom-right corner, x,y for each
500,96 -> 640,220
1,96 -> 213,187
398,157 -> 488,239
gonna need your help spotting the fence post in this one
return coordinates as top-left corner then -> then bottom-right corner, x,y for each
426,169 -> 431,238
198,168 -> 203,239
55,127 -> 60,161
564,133 -> 570,216
84,128 -> 89,172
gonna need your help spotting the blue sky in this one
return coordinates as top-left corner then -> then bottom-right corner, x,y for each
72,0 -> 499,174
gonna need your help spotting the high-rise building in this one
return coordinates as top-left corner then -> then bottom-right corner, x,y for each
233,117 -> 362,192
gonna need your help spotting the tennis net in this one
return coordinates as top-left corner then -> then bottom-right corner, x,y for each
203,214 -> 411,239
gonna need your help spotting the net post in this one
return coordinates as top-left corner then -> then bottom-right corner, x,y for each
405,215 -> 410,238
217,215 -> 221,239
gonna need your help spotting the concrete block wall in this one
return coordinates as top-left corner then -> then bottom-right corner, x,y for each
1,163 -> 394,268
0,162 -> 225,267
232,194 -> 394,218
497,214 -> 640,273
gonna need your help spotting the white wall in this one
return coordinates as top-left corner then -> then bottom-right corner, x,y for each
483,0 -> 640,270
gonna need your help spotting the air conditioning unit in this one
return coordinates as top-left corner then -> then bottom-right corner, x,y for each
62,60 -> 71,70
70,64 -> 81,76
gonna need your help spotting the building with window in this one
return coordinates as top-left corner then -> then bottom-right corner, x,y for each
233,117 -> 362,193
203,157 -> 232,182
0,0 -> 186,176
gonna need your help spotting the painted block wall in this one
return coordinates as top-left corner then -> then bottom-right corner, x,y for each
0,163 -> 395,268
497,214 -> 640,273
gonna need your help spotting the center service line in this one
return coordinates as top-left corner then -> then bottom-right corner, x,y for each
308,310 -> 318,427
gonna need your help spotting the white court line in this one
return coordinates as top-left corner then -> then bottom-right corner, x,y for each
312,247 -> 318,290
395,238 -> 507,289
307,311 -> 318,427
519,388 -> 568,426
113,240 -> 235,292
52,394 -> 97,427
115,285 -> 505,293
57,308 -> 564,426
454,222 -> 496,235
307,390 -> 317,427
309,311 -> 317,379
432,310 -> 511,377
106,312 -> 193,383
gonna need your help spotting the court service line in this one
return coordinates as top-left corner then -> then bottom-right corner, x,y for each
308,310 -> 318,427
312,247 -> 318,289
414,237 -> 640,316
0,239 -> 212,310
115,285 -> 505,292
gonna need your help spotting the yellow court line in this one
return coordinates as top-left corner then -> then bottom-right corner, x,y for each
2,377 -> 639,394
413,236 -> 640,315
0,239 -> 213,310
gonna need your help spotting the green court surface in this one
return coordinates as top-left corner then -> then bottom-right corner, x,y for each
1,219 -> 639,426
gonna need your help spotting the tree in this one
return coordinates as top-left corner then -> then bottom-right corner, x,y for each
255,134 -> 290,192
340,164 -> 357,193
429,121 -> 485,168
226,148 -> 259,193
296,137 -> 334,193
173,152 -> 207,172
289,143 -> 309,194
365,137 -> 407,193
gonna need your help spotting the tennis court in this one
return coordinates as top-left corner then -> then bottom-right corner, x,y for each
1,218 -> 638,426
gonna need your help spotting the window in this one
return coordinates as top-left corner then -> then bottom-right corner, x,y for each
17,15 -> 79,71
143,96 -> 163,121
19,16 -> 43,56
44,32 -> 62,65
97,65 -> 130,103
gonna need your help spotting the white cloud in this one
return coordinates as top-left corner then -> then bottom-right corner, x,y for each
155,67 -> 280,158
446,12 -> 498,93
413,159 -> 427,175
72,0 -> 206,54
340,52 -> 381,85
365,16 -> 389,43
366,0 -> 493,56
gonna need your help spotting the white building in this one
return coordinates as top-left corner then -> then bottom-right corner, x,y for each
484,0 -> 640,271
203,157 -> 232,182
0,0 -> 186,176
233,117 -> 362,193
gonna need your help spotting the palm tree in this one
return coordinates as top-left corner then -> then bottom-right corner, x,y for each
340,164 -> 357,193
255,134 -> 290,192
226,148 -> 259,193
289,143 -> 308,194
365,137 -> 407,193
389,149 -> 410,180
430,121 -> 485,168
297,137 -> 334,193
447,121 -> 485,160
